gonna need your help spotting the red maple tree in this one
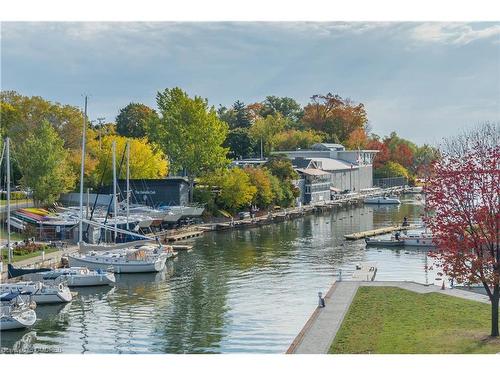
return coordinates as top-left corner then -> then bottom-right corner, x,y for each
424,123 -> 500,337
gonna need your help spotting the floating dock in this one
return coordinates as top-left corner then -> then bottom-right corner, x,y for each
351,262 -> 377,281
344,224 -> 421,240
171,244 -> 193,251
163,230 -> 204,242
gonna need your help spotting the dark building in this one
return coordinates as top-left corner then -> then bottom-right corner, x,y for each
100,177 -> 190,207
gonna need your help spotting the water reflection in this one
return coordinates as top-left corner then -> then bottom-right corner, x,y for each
1,197 -> 440,353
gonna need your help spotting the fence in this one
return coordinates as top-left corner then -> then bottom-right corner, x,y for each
373,176 -> 408,189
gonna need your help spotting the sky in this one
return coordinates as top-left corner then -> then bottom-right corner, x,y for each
1,22 -> 499,145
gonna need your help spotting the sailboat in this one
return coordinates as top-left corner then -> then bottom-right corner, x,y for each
70,120 -> 170,273
0,292 -> 37,331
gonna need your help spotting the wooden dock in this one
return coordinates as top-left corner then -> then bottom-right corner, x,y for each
351,262 -> 377,281
344,224 -> 421,240
163,230 -> 204,242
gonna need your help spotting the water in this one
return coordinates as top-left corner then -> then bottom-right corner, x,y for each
1,196 -> 440,354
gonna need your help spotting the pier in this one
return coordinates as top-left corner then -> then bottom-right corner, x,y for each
344,223 -> 421,240
351,261 -> 377,281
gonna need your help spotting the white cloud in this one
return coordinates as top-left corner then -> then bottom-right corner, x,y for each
411,23 -> 500,45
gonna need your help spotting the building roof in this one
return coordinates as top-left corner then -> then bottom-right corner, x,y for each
309,157 -> 357,171
296,168 -> 331,176
311,143 -> 346,151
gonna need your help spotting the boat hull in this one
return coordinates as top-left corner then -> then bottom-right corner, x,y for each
68,255 -> 167,273
0,310 -> 36,331
0,284 -> 72,304
365,238 -> 405,247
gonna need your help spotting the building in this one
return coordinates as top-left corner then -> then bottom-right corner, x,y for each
295,168 -> 331,204
274,143 -> 378,192
99,177 -> 191,207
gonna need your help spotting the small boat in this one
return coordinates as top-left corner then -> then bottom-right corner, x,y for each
364,196 -> 401,205
401,233 -> 436,247
0,292 -> 37,331
19,266 -> 116,287
68,244 -> 169,273
0,281 -> 72,304
365,237 -> 404,247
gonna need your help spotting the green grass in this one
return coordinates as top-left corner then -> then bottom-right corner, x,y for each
1,247 -> 59,263
329,287 -> 500,354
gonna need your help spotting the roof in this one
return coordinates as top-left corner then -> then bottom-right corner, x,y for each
296,168 -> 331,176
311,143 -> 346,151
292,157 -> 313,169
309,157 -> 357,171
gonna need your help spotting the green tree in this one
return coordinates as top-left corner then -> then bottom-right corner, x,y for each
264,155 -> 299,181
16,121 -> 76,205
374,161 -> 409,179
261,96 -> 303,124
116,103 -> 158,138
244,167 -> 274,208
249,113 -> 286,156
224,128 -> 257,159
148,87 -> 230,200
214,168 -> 257,212
273,129 -> 324,151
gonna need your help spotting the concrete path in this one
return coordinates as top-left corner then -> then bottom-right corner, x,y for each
287,280 -> 490,354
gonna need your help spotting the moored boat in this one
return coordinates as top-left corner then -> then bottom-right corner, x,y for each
0,281 -> 72,304
0,292 -> 37,331
365,237 -> 405,247
364,196 -> 401,205
19,266 -> 116,287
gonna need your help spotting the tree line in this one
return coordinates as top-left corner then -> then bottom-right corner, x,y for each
0,88 -> 437,212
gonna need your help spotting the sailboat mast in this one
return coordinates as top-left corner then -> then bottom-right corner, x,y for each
112,140 -> 118,241
126,141 -> 130,230
6,137 -> 11,263
78,96 -> 88,244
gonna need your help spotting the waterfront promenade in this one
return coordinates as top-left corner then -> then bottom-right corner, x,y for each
287,281 -> 490,354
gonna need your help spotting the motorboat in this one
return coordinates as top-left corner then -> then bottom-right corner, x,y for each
18,266 -> 116,287
0,292 -> 37,331
401,233 -> 436,247
365,237 -> 404,247
364,196 -> 401,205
0,281 -> 73,304
68,243 -> 170,273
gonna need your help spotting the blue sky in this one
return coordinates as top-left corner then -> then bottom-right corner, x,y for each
1,22 -> 499,145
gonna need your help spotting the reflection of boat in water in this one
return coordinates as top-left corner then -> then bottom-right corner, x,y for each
0,330 -> 37,353
364,196 -> 401,205
1,292 -> 37,331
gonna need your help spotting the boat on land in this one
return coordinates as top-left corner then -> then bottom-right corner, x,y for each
0,292 -> 37,331
68,243 -> 171,273
12,265 -> 116,287
363,196 -> 401,205
0,281 -> 72,304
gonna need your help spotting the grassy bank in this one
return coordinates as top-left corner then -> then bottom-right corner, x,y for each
329,287 -> 500,354
1,247 -> 59,263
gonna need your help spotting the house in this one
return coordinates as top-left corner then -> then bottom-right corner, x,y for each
274,143 -> 378,192
295,168 -> 331,204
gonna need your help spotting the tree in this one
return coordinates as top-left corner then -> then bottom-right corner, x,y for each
425,123 -> 500,337
86,135 -> 168,187
214,168 -> 257,212
148,87 -> 230,200
413,144 -> 439,177
373,161 -> 409,179
249,113 -> 286,156
302,93 -> 368,143
16,121 -> 76,205
273,129 -> 324,151
261,96 -> 303,124
345,128 -> 368,150
264,155 -> 298,181
224,128 -> 257,160
217,100 -> 251,129
244,167 -> 274,208
366,137 -> 390,169
1,90 -> 85,150
116,103 -> 158,138
392,143 -> 414,170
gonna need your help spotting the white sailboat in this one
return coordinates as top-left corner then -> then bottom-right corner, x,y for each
21,267 -> 116,287
364,196 -> 401,205
0,292 -> 37,331
0,281 -> 72,304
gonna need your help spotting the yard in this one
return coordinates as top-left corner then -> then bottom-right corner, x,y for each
329,287 -> 500,354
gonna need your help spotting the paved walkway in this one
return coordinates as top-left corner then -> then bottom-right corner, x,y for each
287,281 -> 490,354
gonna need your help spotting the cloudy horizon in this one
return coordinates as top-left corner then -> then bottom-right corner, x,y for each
1,21 -> 499,145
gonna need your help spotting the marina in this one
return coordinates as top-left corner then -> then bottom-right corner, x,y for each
0,197 -> 444,353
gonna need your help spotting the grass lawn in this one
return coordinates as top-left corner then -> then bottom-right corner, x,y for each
329,287 -> 500,354
1,247 -> 59,263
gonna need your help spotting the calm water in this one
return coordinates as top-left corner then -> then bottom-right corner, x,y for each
1,196 -> 440,353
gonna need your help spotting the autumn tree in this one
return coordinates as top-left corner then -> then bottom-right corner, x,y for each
244,167 -> 274,208
148,87 -> 230,200
345,127 -> 368,150
373,161 -> 409,179
302,93 -> 368,143
16,121 -> 76,205
116,103 -> 158,138
210,168 -> 257,212
425,123 -> 500,337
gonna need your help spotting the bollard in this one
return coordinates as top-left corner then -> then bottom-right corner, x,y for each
318,292 -> 325,308
338,269 -> 343,282
41,250 -> 45,261
441,280 -> 445,290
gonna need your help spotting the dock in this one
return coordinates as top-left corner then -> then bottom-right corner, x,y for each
351,262 -> 377,281
162,230 -> 204,242
171,244 -> 193,251
344,224 -> 421,240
